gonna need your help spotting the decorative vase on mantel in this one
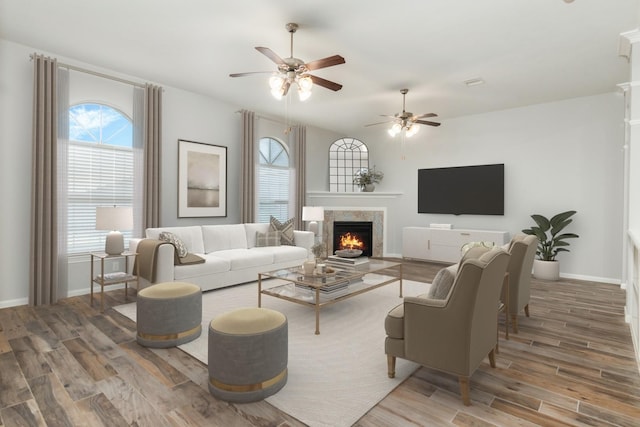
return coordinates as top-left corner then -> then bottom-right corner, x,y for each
363,184 -> 375,192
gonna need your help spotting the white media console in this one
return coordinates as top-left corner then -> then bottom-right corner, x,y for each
402,227 -> 510,264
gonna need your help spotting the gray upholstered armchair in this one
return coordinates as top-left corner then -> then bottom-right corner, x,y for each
384,249 -> 510,405
505,234 -> 537,333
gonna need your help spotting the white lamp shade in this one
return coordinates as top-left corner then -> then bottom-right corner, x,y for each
96,207 -> 133,231
96,207 -> 132,255
302,206 -> 324,222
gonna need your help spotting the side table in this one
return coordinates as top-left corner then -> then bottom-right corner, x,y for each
90,252 -> 139,312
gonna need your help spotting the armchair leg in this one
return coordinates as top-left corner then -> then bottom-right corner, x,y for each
489,348 -> 496,368
511,313 -> 519,334
387,355 -> 396,378
458,376 -> 471,406
524,303 -> 530,317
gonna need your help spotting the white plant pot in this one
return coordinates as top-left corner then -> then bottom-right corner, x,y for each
533,259 -> 560,281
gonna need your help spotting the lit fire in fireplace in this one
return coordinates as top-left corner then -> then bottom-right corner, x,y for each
339,232 -> 364,250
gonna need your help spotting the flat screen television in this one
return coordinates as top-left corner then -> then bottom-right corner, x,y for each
417,164 -> 504,215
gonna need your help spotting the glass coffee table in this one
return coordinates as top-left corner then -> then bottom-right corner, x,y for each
258,259 -> 402,334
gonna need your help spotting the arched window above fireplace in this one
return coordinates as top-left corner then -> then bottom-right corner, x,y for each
329,137 -> 369,192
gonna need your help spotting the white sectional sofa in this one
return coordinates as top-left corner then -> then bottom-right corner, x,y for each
129,223 -> 314,292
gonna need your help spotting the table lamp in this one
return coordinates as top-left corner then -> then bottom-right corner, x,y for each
302,206 -> 324,236
96,206 -> 133,255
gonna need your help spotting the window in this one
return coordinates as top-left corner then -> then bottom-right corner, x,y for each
329,137 -> 369,192
257,137 -> 290,222
67,103 -> 134,254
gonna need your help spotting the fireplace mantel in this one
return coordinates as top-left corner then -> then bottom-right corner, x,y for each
307,191 -> 403,199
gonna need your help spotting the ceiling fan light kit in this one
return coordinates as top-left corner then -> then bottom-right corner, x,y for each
367,88 -> 441,137
230,22 -> 345,102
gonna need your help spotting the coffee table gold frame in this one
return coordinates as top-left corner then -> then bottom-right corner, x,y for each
258,259 -> 403,335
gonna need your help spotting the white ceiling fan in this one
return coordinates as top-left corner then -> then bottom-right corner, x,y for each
365,89 -> 440,137
229,22 -> 345,101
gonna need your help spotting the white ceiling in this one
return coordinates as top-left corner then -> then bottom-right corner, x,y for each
1,0 -> 638,134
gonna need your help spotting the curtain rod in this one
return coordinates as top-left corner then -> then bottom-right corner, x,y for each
30,53 -> 148,89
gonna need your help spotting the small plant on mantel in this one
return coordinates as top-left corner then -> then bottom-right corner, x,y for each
353,166 -> 384,192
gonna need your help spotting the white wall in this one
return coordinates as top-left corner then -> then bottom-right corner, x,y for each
308,92 -> 625,283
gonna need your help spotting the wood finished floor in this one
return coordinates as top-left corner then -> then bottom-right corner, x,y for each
0,259 -> 639,426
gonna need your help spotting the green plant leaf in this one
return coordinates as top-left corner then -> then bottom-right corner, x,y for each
530,214 -> 550,232
550,210 -> 576,226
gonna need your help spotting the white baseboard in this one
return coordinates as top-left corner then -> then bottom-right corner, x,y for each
559,272 -> 621,285
0,297 -> 29,309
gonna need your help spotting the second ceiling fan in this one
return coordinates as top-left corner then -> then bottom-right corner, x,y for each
229,22 -> 345,101
366,89 -> 441,137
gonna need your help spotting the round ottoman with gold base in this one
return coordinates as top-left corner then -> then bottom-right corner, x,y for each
136,282 -> 202,348
208,307 -> 288,403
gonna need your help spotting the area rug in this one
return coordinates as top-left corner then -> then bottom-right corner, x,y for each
114,276 -> 429,427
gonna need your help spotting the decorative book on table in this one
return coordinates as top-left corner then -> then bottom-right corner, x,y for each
326,255 -> 370,270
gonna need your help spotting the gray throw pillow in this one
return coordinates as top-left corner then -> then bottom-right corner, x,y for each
159,231 -> 188,258
269,216 -> 295,245
427,266 -> 456,300
255,230 -> 282,247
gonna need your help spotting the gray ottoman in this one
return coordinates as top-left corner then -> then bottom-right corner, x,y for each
208,307 -> 288,403
136,282 -> 202,348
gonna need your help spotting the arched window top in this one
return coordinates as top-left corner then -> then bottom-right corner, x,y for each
69,103 -> 132,147
329,137 -> 369,192
259,136 -> 289,167
330,137 -> 368,153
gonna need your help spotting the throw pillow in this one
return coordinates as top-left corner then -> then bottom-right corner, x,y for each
159,231 -> 188,258
427,265 -> 456,300
269,216 -> 295,246
255,230 -> 282,247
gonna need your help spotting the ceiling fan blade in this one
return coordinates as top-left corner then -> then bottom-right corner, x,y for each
255,47 -> 286,65
308,74 -> 343,91
229,71 -> 274,77
380,114 -> 398,119
305,55 -> 346,71
364,120 -> 392,127
415,120 -> 441,127
414,113 -> 438,119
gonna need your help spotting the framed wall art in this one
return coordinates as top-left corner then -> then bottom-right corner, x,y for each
178,139 -> 227,217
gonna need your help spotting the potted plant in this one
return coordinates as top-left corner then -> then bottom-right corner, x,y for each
522,210 -> 579,280
353,166 -> 384,192
311,242 -> 327,261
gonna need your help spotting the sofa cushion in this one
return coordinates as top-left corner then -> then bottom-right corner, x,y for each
385,303 -> 405,339
202,224 -> 248,253
269,216 -> 295,246
426,265 -> 457,300
251,245 -> 308,263
146,226 -> 205,254
212,249 -> 274,270
173,254 -> 230,281
159,231 -> 188,257
255,231 -> 282,247
244,223 -> 271,248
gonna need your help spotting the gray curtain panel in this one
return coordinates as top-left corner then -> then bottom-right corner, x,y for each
143,83 -> 162,229
30,54 -> 66,305
241,110 -> 256,223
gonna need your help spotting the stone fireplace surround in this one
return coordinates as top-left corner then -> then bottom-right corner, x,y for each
322,208 -> 386,258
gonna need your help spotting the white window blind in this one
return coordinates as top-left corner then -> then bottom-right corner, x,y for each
257,137 -> 290,222
67,140 -> 134,254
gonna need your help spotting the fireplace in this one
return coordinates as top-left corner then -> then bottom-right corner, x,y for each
333,221 -> 373,257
